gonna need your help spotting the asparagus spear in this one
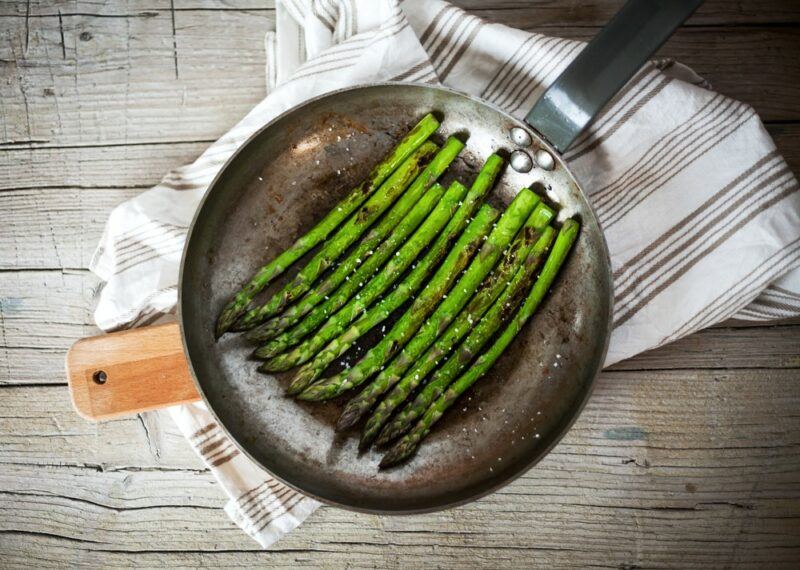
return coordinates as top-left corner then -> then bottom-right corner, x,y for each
233,141 -> 439,331
245,138 -> 466,343
297,188 -> 539,402
252,180 -> 451,359
284,203 -> 499,395
379,219 -> 578,467
268,154 -> 504,378
375,225 -> 556,447
344,202 -> 555,436
215,113 -> 440,337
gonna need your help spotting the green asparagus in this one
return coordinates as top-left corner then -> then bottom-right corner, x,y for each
345,202 -> 554,438
246,138 -> 465,344
284,203 -> 499,395
233,141 -> 439,331
297,188 -> 539,402
252,181 -> 447,359
271,154 -> 504,382
215,113 -> 440,337
379,220 -> 578,467
376,225 -> 556,447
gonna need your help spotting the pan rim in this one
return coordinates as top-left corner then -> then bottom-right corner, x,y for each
178,81 -> 614,514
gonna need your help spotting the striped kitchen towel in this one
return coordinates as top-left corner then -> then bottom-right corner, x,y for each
90,0 -> 800,548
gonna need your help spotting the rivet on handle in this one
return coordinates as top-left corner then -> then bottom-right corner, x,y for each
92,370 -> 108,385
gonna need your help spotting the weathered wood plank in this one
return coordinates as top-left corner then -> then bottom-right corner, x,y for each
2,537 -> 796,570
0,367 -> 798,565
0,188 -> 142,269
453,0 -> 800,27
1,1 -> 799,566
0,0 -> 276,17
609,324 -> 800,370
0,387 -> 201,468
0,141 -> 209,192
0,270 -> 96,385
0,7 -> 797,155
1,266 -> 798,387
3,0 -> 798,25
0,9 -> 272,147
1,122 -> 796,272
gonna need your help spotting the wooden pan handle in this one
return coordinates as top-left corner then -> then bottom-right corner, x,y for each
66,322 -> 201,421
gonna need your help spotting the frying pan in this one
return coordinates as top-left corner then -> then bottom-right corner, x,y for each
66,0 -> 702,513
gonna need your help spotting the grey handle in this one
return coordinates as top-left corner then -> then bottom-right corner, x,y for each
525,0 -> 703,153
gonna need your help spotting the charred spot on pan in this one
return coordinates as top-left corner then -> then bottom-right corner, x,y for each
315,111 -> 370,136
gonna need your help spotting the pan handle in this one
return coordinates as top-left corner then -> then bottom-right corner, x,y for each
65,322 -> 200,421
525,0 -> 703,153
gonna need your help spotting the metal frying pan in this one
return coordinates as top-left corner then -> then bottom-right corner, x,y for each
71,0 -> 703,513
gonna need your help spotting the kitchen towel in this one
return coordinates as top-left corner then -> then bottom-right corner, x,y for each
90,0 -> 800,548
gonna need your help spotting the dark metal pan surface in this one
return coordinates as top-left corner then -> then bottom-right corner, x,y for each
180,83 -> 613,512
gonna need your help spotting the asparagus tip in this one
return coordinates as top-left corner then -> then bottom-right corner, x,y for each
243,326 -> 273,343
375,425 -> 397,447
379,443 -> 413,469
335,406 -> 361,432
294,389 -> 318,401
294,379 -> 328,401
357,432 -> 373,452
253,344 -> 281,361
257,358 -> 292,373
227,319 -> 247,333
214,309 -> 236,339
285,374 -> 310,396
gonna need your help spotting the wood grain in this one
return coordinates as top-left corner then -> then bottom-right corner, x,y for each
1,367 -> 799,566
452,0 -> 800,27
66,322 -> 199,420
1,265 -> 797,388
0,4 -> 797,152
1,0 -> 798,566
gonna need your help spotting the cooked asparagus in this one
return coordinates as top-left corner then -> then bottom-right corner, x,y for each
246,137 -> 465,345
272,154 -> 504,384
375,225 -> 556,447
215,113 -> 440,337
284,203 -> 499,395
380,219 -> 579,467
297,188 -> 539,402
233,141 -> 439,331
346,202 -> 554,438
252,181 -> 448,359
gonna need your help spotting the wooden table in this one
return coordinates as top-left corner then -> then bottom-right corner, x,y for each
1,1 -> 799,566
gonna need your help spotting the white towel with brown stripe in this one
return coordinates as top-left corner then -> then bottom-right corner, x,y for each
89,0 -> 800,548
